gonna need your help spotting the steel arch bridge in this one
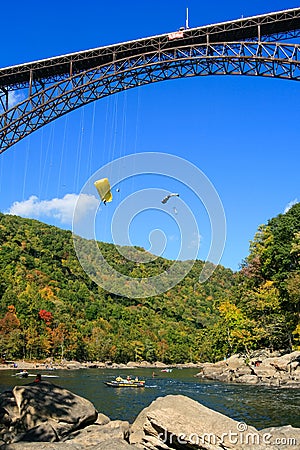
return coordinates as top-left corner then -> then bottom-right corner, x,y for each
1,8 -> 300,154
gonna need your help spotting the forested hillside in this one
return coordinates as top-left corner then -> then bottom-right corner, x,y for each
0,204 -> 299,363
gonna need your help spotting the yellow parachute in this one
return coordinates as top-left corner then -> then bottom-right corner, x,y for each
94,178 -> 113,204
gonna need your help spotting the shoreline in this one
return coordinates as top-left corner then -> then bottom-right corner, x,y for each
4,351 -> 299,388
0,359 -> 202,371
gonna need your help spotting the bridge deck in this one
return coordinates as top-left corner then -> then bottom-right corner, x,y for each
1,7 -> 300,90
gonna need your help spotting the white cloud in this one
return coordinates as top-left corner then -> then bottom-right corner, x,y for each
8,91 -> 23,108
0,91 -> 24,113
188,231 -> 202,249
284,199 -> 298,214
6,193 -> 98,225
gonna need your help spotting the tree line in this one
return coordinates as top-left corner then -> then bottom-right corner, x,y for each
0,204 -> 299,363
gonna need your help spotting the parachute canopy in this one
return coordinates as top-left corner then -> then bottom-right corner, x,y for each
161,193 -> 179,204
94,178 -> 113,204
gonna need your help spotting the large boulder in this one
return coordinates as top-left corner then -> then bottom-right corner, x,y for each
0,381 -> 98,444
130,394 -> 266,449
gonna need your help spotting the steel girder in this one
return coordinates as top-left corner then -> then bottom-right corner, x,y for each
1,7 -> 300,91
1,40 -> 300,153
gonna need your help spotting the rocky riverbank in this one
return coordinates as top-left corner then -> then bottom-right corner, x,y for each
3,350 -> 300,388
195,350 -> 300,387
0,379 -> 299,449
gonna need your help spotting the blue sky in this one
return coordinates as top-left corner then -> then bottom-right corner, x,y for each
0,0 -> 299,272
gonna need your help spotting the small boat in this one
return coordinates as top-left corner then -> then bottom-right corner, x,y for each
161,368 -> 173,373
40,374 -> 59,378
15,371 -> 29,378
104,377 -> 145,388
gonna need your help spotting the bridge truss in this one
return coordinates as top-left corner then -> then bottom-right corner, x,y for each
1,7 -> 300,153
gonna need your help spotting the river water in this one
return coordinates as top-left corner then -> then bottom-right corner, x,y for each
1,368 -> 299,429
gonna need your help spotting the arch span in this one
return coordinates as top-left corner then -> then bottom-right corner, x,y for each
1,7 -> 300,153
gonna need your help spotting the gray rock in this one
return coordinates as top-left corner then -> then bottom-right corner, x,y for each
94,413 -> 110,426
0,381 -> 98,444
289,361 -> 300,373
252,366 -> 276,379
64,419 -> 130,446
197,362 -> 226,380
234,366 -> 253,377
225,355 -> 246,370
4,435 -> 139,449
217,372 -> 235,383
91,438 -> 140,449
259,424 -> 300,448
3,443 -> 86,449
234,375 -> 259,384
130,394 -> 261,449
0,390 -> 19,419
13,421 -> 58,442
196,352 -> 300,387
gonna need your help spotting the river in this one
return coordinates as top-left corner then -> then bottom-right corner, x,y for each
1,368 -> 299,429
